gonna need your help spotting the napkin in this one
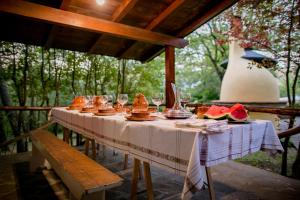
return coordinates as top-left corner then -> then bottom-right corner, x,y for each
175,119 -> 228,134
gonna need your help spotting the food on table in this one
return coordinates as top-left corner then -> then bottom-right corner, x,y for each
147,107 -> 157,113
227,103 -> 249,121
203,105 -> 229,120
68,96 -> 86,110
93,96 -> 104,108
162,108 -> 170,113
125,93 -> 156,121
132,93 -> 148,112
81,107 -> 97,113
114,101 -> 130,112
94,106 -> 116,116
196,106 -> 210,119
98,107 -> 116,113
131,110 -> 150,118
203,104 -> 249,121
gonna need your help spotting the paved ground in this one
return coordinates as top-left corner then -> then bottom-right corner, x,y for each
1,150 -> 300,200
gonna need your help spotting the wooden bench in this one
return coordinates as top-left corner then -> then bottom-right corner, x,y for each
30,129 -> 123,200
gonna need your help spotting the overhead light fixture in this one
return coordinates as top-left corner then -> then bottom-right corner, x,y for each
96,0 -> 105,5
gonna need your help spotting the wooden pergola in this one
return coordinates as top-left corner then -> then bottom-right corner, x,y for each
0,0 -> 238,107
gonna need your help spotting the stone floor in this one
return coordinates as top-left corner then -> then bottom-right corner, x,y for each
1,149 -> 300,200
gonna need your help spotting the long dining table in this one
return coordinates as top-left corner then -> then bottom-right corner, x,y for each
51,107 -> 284,200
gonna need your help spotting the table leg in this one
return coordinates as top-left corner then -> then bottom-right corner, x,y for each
102,145 -> 106,158
91,139 -> 96,160
63,127 -> 70,144
130,158 -> 140,200
205,167 -> 215,200
69,131 -> 73,146
123,154 -> 128,170
143,162 -> 154,200
84,138 -> 90,156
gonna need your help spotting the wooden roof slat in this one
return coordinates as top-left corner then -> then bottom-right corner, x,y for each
119,0 -> 186,58
0,0 -> 188,48
111,0 -> 138,22
145,0 -> 186,31
89,0 -> 138,53
141,0 -> 238,62
44,0 -> 71,48
178,0 -> 238,37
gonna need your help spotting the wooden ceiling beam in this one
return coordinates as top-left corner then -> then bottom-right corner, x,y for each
0,0 -> 188,48
44,0 -> 71,48
118,0 -> 185,58
89,0 -> 138,53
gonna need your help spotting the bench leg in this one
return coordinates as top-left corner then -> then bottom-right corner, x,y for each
30,144 -> 45,172
205,167 -> 215,200
130,158 -> 140,200
143,162 -> 154,200
84,138 -> 96,159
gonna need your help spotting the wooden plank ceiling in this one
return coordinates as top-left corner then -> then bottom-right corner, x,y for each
0,0 -> 237,62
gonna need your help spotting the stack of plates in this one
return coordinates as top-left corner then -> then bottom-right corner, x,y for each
126,111 -> 156,121
164,109 -> 192,119
94,108 -> 116,116
80,107 -> 97,113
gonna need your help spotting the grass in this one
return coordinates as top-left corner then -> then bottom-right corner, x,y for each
236,147 -> 297,176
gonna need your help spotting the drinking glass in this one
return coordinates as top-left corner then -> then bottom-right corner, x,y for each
85,95 -> 94,108
117,94 -> 128,114
180,93 -> 191,109
99,95 -> 108,108
106,94 -> 114,108
152,93 -> 164,113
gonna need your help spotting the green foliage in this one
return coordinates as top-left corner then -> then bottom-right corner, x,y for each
175,21 -> 229,102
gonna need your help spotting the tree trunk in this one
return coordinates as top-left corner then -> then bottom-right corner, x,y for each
0,76 -> 25,151
72,51 -> 76,96
121,59 -> 126,93
115,60 -> 121,99
54,49 -> 60,106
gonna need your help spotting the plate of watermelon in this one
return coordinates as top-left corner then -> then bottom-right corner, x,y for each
202,103 -> 249,122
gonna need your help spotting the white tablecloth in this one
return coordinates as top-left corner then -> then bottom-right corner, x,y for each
51,107 -> 283,199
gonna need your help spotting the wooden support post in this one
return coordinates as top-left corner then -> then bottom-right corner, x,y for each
205,167 -> 215,200
165,46 -> 175,108
130,158 -> 140,200
143,162 -> 154,200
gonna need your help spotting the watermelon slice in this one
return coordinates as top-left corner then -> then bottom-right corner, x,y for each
228,103 -> 248,121
204,105 -> 230,120
203,104 -> 249,121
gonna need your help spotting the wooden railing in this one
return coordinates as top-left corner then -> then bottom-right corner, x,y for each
0,106 -> 54,111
